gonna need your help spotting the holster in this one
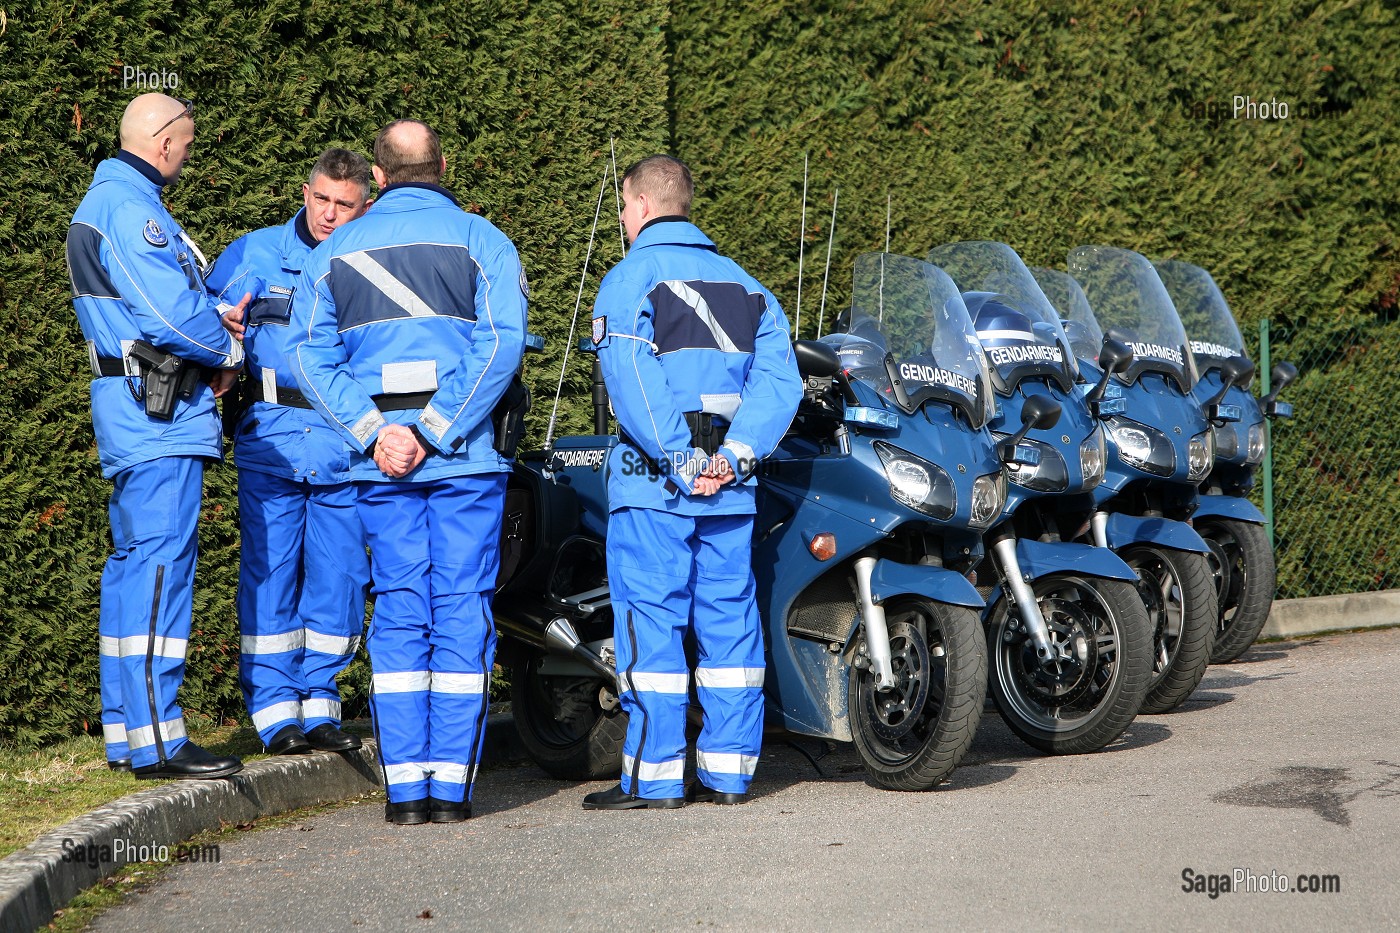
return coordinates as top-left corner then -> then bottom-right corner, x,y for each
221,374 -> 248,439
492,374 -> 531,459
126,339 -> 208,420
685,411 -> 729,457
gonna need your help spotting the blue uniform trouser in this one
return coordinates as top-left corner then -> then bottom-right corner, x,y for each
358,473 -> 506,804
608,508 -> 766,799
236,469 -> 369,744
98,456 -> 203,768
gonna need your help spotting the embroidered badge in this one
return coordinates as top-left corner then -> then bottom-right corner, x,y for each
519,267 -> 531,299
591,315 -> 607,348
143,219 -> 168,247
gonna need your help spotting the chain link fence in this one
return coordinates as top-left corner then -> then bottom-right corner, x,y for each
1257,319 -> 1400,599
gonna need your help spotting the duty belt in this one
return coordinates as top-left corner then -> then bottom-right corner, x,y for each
373,391 -> 437,412
249,380 -> 314,409
618,411 -> 730,466
93,356 -> 134,377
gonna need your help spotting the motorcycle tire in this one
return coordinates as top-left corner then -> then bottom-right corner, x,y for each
987,574 -> 1152,755
848,599 -> 986,791
1120,546 -> 1218,714
510,653 -> 626,780
1199,518 -> 1276,664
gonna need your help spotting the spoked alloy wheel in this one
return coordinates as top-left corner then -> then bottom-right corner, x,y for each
511,654 -> 626,780
849,600 -> 986,790
1198,519 -> 1276,664
988,574 -> 1151,754
1120,546 -> 1218,713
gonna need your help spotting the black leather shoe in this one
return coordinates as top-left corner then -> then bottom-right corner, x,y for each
133,743 -> 243,781
304,723 -> 362,752
581,784 -> 684,810
429,796 -> 471,823
686,781 -> 748,805
385,799 -> 431,825
107,758 -> 132,772
266,724 -> 313,756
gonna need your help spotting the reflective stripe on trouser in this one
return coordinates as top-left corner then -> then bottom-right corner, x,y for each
358,473 -> 505,804
99,457 -> 202,767
237,470 -> 369,742
608,508 -> 766,798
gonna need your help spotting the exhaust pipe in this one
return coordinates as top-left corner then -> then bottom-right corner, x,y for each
545,617 -> 619,685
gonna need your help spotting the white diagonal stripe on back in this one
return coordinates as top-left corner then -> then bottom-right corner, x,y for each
662,280 -> 741,352
339,251 -> 437,317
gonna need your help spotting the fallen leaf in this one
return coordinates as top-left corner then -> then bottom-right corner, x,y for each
418,909 -> 434,919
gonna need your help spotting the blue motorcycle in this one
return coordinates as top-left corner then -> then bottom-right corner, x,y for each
1032,248 -> 1220,714
496,252 -> 999,790
1156,259 -> 1297,663
930,241 -> 1153,754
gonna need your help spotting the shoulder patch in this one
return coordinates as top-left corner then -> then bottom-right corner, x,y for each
519,266 -> 531,299
143,219 -> 167,247
591,315 -> 607,348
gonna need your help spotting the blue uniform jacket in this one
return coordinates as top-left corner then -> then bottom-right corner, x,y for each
593,220 -> 801,515
206,210 -> 353,484
289,184 -> 527,482
67,154 -> 244,478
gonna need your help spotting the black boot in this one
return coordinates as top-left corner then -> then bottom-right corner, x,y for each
266,724 -> 313,755
133,743 -> 243,780
385,799 -> 431,825
304,723 -> 362,752
581,784 -> 684,810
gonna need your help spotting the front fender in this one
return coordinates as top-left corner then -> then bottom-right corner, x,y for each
1193,494 -> 1266,524
869,559 -> 983,609
1105,513 -> 1210,554
1016,538 -> 1139,583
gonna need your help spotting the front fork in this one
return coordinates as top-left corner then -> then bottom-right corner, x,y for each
853,555 -> 897,692
990,536 -> 1056,662
1091,510 -> 1110,549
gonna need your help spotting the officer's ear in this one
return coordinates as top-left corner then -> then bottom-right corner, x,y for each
371,164 -> 388,190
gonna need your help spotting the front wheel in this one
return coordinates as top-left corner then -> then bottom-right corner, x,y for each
1198,519 -> 1276,664
849,600 -> 987,790
1120,546 -> 1218,713
511,654 -> 627,780
987,575 -> 1151,754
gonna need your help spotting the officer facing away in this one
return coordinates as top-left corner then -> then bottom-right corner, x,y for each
583,155 -> 802,810
290,120 -> 528,825
205,149 -> 374,757
66,93 -> 249,779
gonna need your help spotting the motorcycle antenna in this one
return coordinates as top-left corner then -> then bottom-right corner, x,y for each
878,193 -> 890,324
609,137 -> 626,258
816,187 -> 838,338
884,191 -> 892,253
793,152 -> 808,339
544,161 -> 611,454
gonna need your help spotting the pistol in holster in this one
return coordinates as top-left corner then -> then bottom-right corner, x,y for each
491,374 -> 531,459
127,339 -> 207,420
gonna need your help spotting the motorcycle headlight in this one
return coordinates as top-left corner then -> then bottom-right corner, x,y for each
875,443 -> 956,520
1080,428 -> 1106,489
1212,422 -> 1240,461
996,435 -> 1070,493
1246,423 -> 1267,464
1188,431 -> 1214,481
1107,417 -> 1175,477
970,472 -> 1005,529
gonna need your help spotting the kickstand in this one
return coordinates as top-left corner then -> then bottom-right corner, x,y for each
784,739 -> 835,777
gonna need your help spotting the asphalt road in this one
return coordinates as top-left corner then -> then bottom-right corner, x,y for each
91,628 -> 1399,932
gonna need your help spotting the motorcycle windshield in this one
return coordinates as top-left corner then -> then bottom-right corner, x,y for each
928,241 -> 1077,394
1067,245 -> 1197,392
1031,266 -> 1103,364
1155,259 -> 1250,377
826,252 -> 993,428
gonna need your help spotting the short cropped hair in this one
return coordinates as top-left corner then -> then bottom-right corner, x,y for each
373,119 -> 444,185
308,148 -> 372,199
623,155 -> 693,217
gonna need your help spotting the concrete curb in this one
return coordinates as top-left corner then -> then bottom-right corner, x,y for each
0,713 -> 525,933
1261,589 -> 1400,640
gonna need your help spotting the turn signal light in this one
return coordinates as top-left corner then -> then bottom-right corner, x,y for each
809,533 -> 837,561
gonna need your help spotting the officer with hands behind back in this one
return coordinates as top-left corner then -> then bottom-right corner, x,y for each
583,155 -> 802,810
205,149 -> 374,758
290,120 -> 528,825
66,93 -> 249,780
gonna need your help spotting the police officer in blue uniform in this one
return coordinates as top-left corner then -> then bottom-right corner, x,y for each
205,149 -> 374,756
290,120 -> 527,825
66,93 -> 248,780
582,155 -> 802,810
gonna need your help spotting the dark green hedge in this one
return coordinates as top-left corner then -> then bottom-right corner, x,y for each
2,0 -> 1395,746
0,0 -> 667,747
